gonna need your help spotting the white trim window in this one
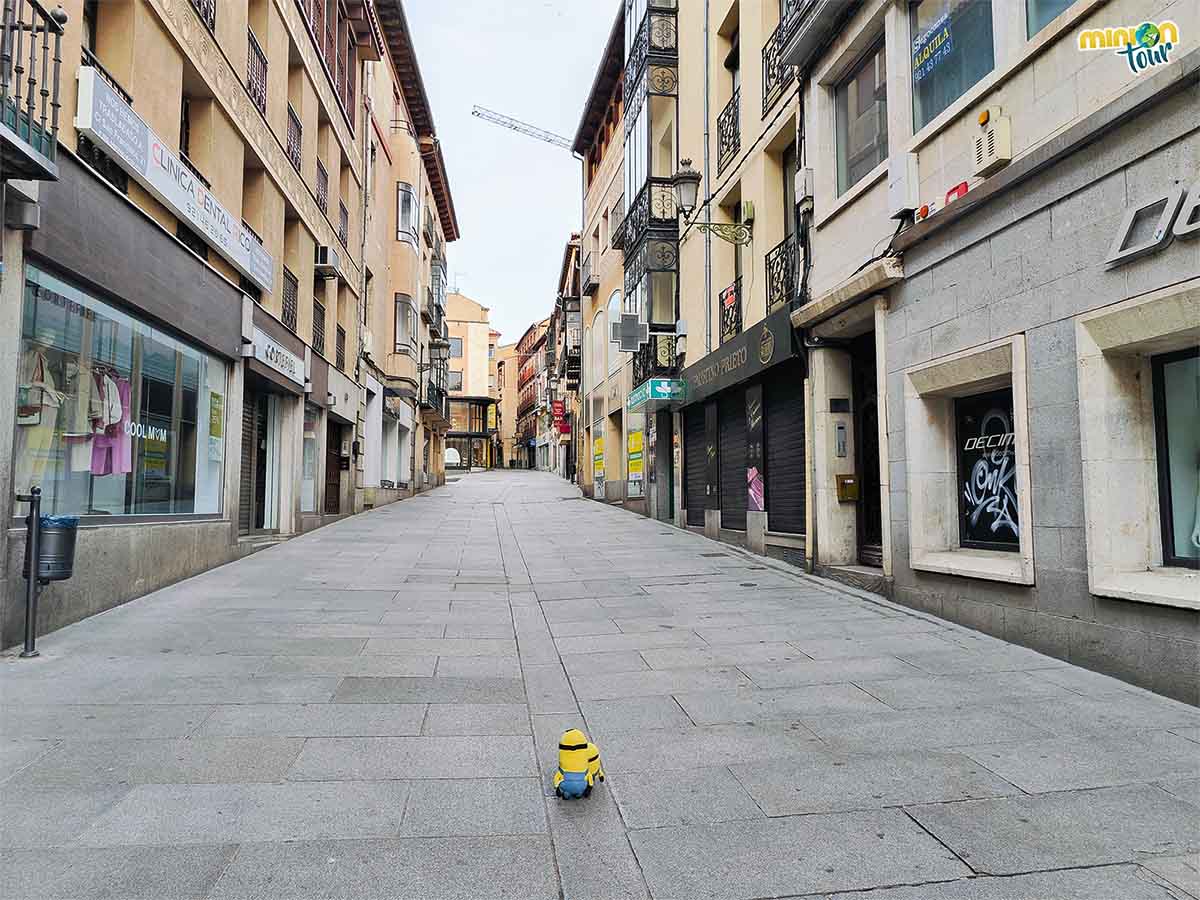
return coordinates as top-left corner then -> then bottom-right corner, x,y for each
910,0 -> 995,133
835,38 -> 888,196
397,182 -> 418,245
394,293 -> 416,354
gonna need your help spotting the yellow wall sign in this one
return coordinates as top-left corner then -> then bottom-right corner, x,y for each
627,430 -> 644,481
593,437 -> 604,477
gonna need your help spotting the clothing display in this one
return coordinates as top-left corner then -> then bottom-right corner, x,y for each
15,348 -> 64,490
91,377 -> 132,476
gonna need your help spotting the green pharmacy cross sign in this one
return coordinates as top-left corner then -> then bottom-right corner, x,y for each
628,378 -> 686,412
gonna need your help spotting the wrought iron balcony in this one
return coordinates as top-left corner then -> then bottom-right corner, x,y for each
765,233 -> 798,314
422,206 -> 435,243
423,286 -> 443,334
338,201 -> 349,247
336,324 -> 346,370
0,0 -> 66,181
286,104 -> 302,173
313,299 -> 326,355
717,87 -> 740,175
315,159 -> 328,213
633,334 -> 680,388
581,251 -> 598,296
282,267 -> 299,333
610,193 -> 626,251
188,0 -> 216,33
720,276 -> 742,345
623,1 -> 678,108
623,177 -> 677,255
179,152 -> 211,190
247,28 -> 267,115
762,4 -> 800,117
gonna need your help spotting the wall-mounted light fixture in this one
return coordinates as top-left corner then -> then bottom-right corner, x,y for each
672,159 -> 753,246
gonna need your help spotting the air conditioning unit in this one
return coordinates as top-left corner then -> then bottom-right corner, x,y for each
314,245 -> 340,279
973,107 -> 1012,178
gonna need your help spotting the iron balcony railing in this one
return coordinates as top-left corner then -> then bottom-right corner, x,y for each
717,87 -> 740,175
315,159 -> 328,213
335,324 -> 346,370
762,3 -> 800,117
247,28 -> 267,115
188,0 -> 216,32
422,206 -> 435,242
610,193 -> 626,251
312,300 -> 326,355
765,232 -> 798,314
623,1 -> 678,108
0,0 -> 66,179
633,334 -> 680,388
179,151 -> 211,189
720,275 -> 742,344
338,201 -> 349,247
623,177 -> 677,255
581,251 -> 598,296
282,267 -> 299,332
286,104 -> 302,172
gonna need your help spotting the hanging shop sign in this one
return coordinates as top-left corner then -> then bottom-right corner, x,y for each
251,327 -> 305,386
680,302 -> 798,407
75,67 -> 275,293
628,377 -> 686,411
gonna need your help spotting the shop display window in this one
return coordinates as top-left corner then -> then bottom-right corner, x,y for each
1153,348 -> 1200,569
15,266 -> 226,517
301,402 -> 321,513
955,388 -> 1019,552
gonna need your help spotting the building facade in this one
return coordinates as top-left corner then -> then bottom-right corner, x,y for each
445,292 -> 499,470
514,319 -> 549,470
494,342 -> 518,466
1,0 -> 458,648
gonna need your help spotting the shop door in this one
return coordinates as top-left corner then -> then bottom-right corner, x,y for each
852,332 -> 883,566
719,388 -> 747,531
325,421 -> 342,515
238,389 -> 267,535
764,361 -> 806,534
683,407 -> 706,526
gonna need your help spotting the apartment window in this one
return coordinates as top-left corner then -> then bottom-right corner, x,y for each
338,202 -> 350,247
394,293 -> 416,353
247,29 -> 268,116
489,375 -> 496,391
312,300 -> 326,355
286,104 -> 303,173
1152,348 -> 1200,569
282,267 -> 299,332
449,337 -> 463,359
488,344 -> 496,359
955,388 -> 1019,552
316,160 -> 329,214
179,96 -> 193,160
336,325 -> 346,370
449,370 -> 464,392
396,182 -> 418,244
1027,0 -> 1074,37
910,0 -> 993,132
835,39 -> 887,195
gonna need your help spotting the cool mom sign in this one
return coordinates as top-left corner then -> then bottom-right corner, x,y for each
75,67 -> 275,293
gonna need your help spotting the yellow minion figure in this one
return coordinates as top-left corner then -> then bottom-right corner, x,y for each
554,728 -> 604,799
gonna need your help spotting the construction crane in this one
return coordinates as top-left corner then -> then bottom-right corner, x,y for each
471,105 -> 573,151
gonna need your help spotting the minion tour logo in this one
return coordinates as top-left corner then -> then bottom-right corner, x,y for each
1077,21 -> 1179,74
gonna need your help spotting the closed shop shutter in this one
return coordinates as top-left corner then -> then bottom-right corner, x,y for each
684,406 -> 706,526
765,362 -> 806,534
719,388 -> 747,530
238,390 -> 258,535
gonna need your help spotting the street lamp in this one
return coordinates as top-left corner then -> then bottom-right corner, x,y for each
672,158 -> 753,246
418,338 -> 450,373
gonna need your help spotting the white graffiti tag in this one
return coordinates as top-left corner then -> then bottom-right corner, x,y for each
962,409 -> 1019,538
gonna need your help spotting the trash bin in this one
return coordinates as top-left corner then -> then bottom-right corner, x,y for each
23,515 -> 80,582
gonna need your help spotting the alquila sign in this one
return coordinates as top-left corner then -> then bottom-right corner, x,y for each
75,67 -> 275,293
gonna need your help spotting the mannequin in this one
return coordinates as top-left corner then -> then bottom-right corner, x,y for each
16,329 -> 64,491
1191,472 -> 1200,550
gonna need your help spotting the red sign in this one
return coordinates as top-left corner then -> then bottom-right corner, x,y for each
551,400 -> 565,418
557,422 -> 572,435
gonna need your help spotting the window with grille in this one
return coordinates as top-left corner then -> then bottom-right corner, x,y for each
313,300 -> 326,355
287,104 -> 303,173
339,202 -> 349,246
316,160 -> 329,213
336,325 -> 346,370
282,267 -> 299,332
247,29 -> 268,115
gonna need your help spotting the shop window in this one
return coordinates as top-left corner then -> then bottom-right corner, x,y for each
449,370 -> 463,391
955,388 -> 1019,552
835,39 -> 887,195
1152,348 -> 1200,570
15,266 -> 226,518
1027,0 -> 1074,37
394,293 -> 415,353
910,0 -> 994,133
301,402 -> 320,513
903,335 -> 1033,585
449,337 -> 463,359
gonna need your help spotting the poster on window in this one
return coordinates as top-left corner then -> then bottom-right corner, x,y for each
912,10 -> 954,83
628,430 -> 645,499
956,388 -> 1019,551
746,384 -> 764,512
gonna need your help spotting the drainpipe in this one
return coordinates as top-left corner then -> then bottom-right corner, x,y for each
703,0 -> 712,355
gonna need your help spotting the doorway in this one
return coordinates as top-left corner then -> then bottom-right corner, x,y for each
852,332 -> 882,566
325,420 -> 342,515
239,386 -> 282,535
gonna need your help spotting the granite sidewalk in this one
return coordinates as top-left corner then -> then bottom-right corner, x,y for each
1,470 -> 1197,899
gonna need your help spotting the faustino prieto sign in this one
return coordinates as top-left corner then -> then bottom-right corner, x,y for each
75,66 -> 275,293
679,302 -> 799,406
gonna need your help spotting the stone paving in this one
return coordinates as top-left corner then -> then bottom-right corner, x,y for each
1,470 -> 1198,900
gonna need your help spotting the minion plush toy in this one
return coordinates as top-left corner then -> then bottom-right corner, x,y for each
554,728 -> 604,799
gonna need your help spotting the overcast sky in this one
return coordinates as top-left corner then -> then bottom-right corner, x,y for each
405,1 -> 618,346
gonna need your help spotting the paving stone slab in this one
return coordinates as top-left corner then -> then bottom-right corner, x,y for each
600,724 -> 823,773
197,703 -> 427,738
549,619 -> 622,637
332,676 -> 526,704
554,631 -> 707,655
547,784 -> 650,900
77,781 -> 409,845
961,731 -> 1200,793
0,785 -> 131,848
400,778 -> 546,836
820,864 -> 1187,899
675,683 -> 889,725
804,708 -> 1056,751
629,808 -> 969,899
1140,853 -> 1200,899
609,767 -> 765,828
0,845 -> 238,899
287,736 -> 537,780
855,671 -> 1076,709
895,645 -> 1070,675
570,666 -> 752,701
433,654 -> 523,678
523,663 -> 579,714
906,784 -> 1200,874
582,696 -> 694,735
362,637 -> 517,657
790,632 -> 960,659
207,836 -> 559,900
422,703 -> 530,736
639,642 -> 808,670
561,651 -> 650,676
0,706 -> 211,742
1157,776 -> 1200,808
999,693 -> 1200,737
255,654 -> 438,677
12,738 -> 304,786
741,655 -> 922,688
444,621 -> 516,639
730,749 -> 1020,816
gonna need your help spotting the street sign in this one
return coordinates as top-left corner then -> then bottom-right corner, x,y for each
628,378 -> 685,411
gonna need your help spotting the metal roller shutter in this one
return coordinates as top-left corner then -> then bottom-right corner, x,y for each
684,406 -> 706,527
238,390 -> 258,535
765,362 -> 806,534
719,388 -> 747,530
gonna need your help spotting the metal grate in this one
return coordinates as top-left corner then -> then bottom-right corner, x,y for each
282,267 -> 298,332
761,4 -> 799,117
765,233 -> 797,314
316,160 -> 328,213
246,28 -> 267,116
188,0 -> 216,32
312,299 -> 325,355
717,88 -> 740,175
335,325 -> 346,370
720,276 -> 742,344
338,202 -> 349,247
286,104 -> 302,172
0,0 -> 68,174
